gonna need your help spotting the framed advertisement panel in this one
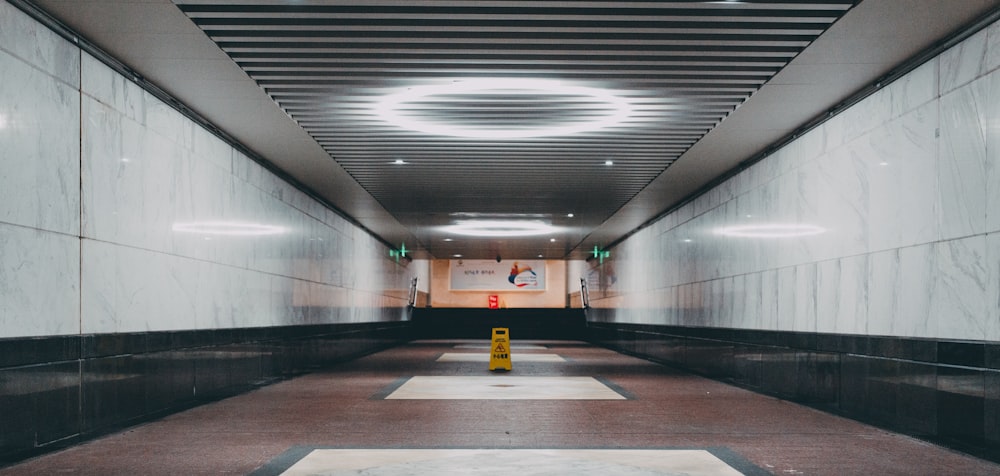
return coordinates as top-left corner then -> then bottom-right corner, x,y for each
450,259 -> 546,291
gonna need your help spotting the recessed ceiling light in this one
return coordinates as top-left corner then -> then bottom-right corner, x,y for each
439,220 -> 561,237
453,254 -> 463,258
538,254 -> 544,258
566,213 -> 574,218
392,159 -> 407,164
374,78 -> 631,139
550,238 -> 557,242
604,160 -> 614,166
714,224 -> 826,238
172,221 -> 287,236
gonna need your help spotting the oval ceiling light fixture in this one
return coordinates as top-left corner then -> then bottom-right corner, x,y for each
713,223 -> 826,238
172,221 -> 287,236
374,79 -> 631,139
439,220 -> 561,237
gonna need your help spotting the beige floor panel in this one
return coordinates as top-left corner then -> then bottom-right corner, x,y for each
436,353 -> 566,362
454,344 -> 548,350
281,449 -> 743,475
384,376 -> 626,400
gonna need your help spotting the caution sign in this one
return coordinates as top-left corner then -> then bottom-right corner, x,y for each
489,327 -> 512,371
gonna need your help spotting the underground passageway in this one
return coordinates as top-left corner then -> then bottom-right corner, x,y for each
3,340 -> 998,475
6,1 -> 1000,472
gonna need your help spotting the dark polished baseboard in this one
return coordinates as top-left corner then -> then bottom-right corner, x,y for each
586,320 -> 1000,464
0,319 -> 412,466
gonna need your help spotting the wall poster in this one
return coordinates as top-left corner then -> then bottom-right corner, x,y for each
450,259 -> 546,291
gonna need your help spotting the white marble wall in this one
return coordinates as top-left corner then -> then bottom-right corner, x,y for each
590,20 -> 1000,341
0,2 -> 81,339
0,1 -> 418,338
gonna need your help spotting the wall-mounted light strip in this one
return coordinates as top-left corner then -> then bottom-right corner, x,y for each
714,224 -> 826,238
172,221 -> 287,236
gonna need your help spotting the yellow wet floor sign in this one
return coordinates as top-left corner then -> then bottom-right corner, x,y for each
489,328 -> 512,371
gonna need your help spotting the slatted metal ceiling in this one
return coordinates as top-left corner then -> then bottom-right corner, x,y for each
172,0 -> 856,259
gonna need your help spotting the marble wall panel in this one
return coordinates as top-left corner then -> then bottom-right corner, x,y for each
74,50 -> 415,336
941,28 -> 990,96
841,87 -> 893,145
145,90 -> 195,152
889,59 -> 939,119
82,77 -> 414,287
0,226 -> 79,338
0,2 -> 422,463
894,244 -> 937,337
589,16 -> 1000,342
776,266 -> 798,332
816,260 -> 840,335
812,145 -> 867,261
758,269 -> 779,331
867,248 -> 901,337
0,1 -> 79,87
741,271 -> 762,330
821,109 -> 847,155
863,102 -> 940,252
81,55 -> 145,124
939,76 -> 990,241
986,68 -> 1000,234
989,21 -> 1000,74
815,255 -> 868,335
81,240 -> 198,333
0,48 -> 80,235
932,236 -> 989,340
793,263 -> 818,333
987,233 -> 1000,341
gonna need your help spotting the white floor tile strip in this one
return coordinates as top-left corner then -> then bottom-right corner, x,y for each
385,376 -> 626,400
436,353 -> 566,362
454,344 -> 548,350
281,449 -> 744,476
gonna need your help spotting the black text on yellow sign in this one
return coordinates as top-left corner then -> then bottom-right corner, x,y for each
489,327 -> 512,371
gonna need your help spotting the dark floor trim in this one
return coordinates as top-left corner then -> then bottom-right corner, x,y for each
586,321 -> 1000,464
0,320 -> 412,467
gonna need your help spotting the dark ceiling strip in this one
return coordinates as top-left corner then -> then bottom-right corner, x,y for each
204,30 -> 820,41
184,8 -> 847,19
239,58 -> 788,67
176,3 -> 856,15
254,69 -> 778,81
191,19 -> 835,29
216,41 -> 812,51
226,46 -> 805,56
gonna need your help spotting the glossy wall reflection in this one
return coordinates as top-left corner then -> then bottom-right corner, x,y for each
583,13 -> 1000,464
585,15 -> 1000,343
0,1 -> 420,464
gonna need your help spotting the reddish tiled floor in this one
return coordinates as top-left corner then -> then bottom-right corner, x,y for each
2,340 -> 998,475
